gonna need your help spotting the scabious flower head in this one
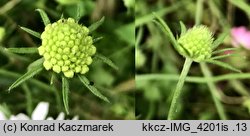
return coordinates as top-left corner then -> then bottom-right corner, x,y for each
231,26 -> 250,50
38,18 -> 96,78
177,25 -> 214,62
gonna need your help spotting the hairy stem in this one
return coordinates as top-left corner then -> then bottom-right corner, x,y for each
168,58 -> 193,120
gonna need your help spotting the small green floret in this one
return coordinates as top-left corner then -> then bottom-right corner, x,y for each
38,18 -> 96,78
177,25 -> 214,62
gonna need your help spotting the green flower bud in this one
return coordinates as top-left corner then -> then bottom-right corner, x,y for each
177,25 -> 214,62
38,18 -> 96,78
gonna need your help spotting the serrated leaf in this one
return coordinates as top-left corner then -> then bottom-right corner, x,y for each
78,75 -> 110,103
62,75 -> 69,114
94,53 -> 118,70
212,30 -> 229,50
27,58 -> 44,71
7,47 -> 38,54
206,59 -> 241,73
212,48 -> 239,54
8,65 -> 43,91
153,13 -> 179,49
179,21 -> 186,36
36,9 -> 51,26
93,37 -> 103,43
20,27 -> 41,39
88,16 -> 105,32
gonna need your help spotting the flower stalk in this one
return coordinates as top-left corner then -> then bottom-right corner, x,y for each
168,58 -> 192,120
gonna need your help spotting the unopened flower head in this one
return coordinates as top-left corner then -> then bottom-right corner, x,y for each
38,18 -> 96,78
177,25 -> 214,62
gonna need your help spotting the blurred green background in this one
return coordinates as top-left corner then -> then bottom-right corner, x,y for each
0,0 -> 134,119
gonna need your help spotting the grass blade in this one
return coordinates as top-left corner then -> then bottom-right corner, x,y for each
8,65 -> 43,91
88,16 -> 105,33
62,75 -> 69,114
206,59 -> 241,73
78,75 -> 110,103
35,9 -> 51,26
20,27 -> 41,39
212,30 -> 229,50
94,53 -> 118,70
6,47 -> 38,54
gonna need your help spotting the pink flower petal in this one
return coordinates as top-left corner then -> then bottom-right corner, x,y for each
231,26 -> 250,50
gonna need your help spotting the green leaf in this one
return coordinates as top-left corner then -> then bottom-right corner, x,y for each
0,47 -> 30,62
27,58 -> 44,71
179,21 -> 187,36
93,37 -> 103,43
8,65 -> 43,91
6,47 -> 38,54
94,53 -> 119,70
212,48 -> 239,54
62,75 -> 70,114
212,30 -> 229,50
206,59 -> 241,73
211,54 -> 239,60
153,13 -> 179,49
88,16 -> 105,32
20,27 -> 41,39
35,9 -> 51,26
78,75 -> 110,103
